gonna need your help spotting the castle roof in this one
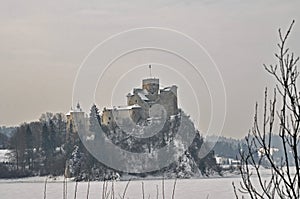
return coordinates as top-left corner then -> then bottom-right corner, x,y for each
142,78 -> 159,85
66,103 -> 83,116
104,104 -> 141,111
161,87 -> 171,91
137,89 -> 149,101
115,104 -> 141,110
160,85 -> 177,93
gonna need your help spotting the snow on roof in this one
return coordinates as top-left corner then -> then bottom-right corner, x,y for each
138,92 -> 149,101
131,104 -> 141,108
161,85 -> 177,92
114,104 -> 141,110
73,108 -> 82,113
66,103 -> 84,116
105,104 -> 141,111
161,87 -> 171,91
136,89 -> 149,101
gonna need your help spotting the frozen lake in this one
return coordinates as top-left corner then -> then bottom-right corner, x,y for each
0,176 -> 245,199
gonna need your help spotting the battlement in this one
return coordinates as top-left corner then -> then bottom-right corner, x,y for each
142,78 -> 159,85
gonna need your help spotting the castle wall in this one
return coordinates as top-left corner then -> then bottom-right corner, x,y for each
66,111 -> 85,144
130,108 -> 143,123
127,93 -> 149,120
159,85 -> 178,116
102,79 -> 178,128
102,106 -> 143,128
101,109 -> 115,128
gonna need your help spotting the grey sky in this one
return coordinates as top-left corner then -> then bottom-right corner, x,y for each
0,0 -> 299,138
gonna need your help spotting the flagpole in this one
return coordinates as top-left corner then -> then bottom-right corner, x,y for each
149,65 -> 152,77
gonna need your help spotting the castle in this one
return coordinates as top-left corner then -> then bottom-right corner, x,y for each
101,78 -> 179,128
66,77 -> 179,135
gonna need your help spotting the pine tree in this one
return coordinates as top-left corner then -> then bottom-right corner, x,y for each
49,119 -> 56,153
69,145 -> 82,178
25,125 -> 34,170
89,104 -> 101,133
41,123 -> 51,156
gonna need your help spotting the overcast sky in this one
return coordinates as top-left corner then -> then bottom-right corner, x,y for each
0,0 -> 299,138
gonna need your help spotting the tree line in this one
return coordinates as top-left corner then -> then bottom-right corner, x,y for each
1,113 -> 68,178
0,105 -> 220,180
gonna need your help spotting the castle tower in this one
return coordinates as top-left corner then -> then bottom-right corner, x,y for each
66,102 -> 85,144
142,78 -> 159,101
142,78 -> 159,94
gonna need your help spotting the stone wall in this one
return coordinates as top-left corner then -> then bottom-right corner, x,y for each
101,109 -> 115,129
159,85 -> 178,116
127,93 -> 150,120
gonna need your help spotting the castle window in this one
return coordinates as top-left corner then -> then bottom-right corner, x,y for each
108,122 -> 110,124
109,117 -> 111,120
135,100 -> 137,103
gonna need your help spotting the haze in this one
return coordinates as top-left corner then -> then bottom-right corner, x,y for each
0,0 -> 299,138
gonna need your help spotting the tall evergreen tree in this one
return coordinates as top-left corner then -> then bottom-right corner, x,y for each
41,123 -> 51,156
25,125 -> 34,170
89,104 -> 100,133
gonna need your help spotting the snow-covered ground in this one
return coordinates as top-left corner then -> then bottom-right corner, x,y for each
0,176 -> 247,199
0,166 -> 288,199
0,149 -> 11,163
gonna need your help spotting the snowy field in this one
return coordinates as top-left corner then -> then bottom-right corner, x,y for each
0,176 -> 246,199
0,167 -> 282,199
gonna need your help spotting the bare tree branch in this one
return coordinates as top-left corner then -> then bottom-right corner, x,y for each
235,20 -> 299,199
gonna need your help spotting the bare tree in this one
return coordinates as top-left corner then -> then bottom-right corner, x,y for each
234,20 -> 300,198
